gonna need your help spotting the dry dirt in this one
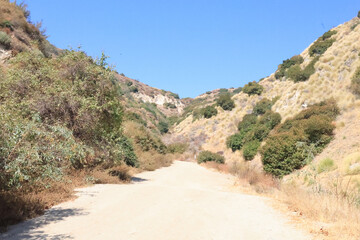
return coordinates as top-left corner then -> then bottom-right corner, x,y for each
1,161 -> 311,240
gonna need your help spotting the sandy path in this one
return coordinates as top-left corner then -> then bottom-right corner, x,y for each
1,161 -> 311,240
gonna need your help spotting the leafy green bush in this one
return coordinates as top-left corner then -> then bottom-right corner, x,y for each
358,10 -> 360,18
226,132 -> 246,152
0,50 -> 141,191
167,143 -> 188,154
197,151 -> 224,164
129,86 -> 138,93
259,111 -> 281,129
238,114 -> 257,131
169,92 -> 180,99
158,121 -> 169,134
219,88 -> 228,93
243,140 -> 260,161
126,81 -> 133,86
253,98 -> 273,115
242,81 -> 264,95
275,55 -> 304,79
202,105 -> 218,118
233,87 -> 242,94
0,31 -> 11,49
164,102 -> 177,109
309,30 -> 337,56
247,124 -> 270,142
261,100 -> 339,177
216,93 -> 235,111
285,57 -> 319,82
351,66 -> 360,96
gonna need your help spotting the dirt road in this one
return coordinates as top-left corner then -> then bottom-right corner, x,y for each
1,161 -> 311,240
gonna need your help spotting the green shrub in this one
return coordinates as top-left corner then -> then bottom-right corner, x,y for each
233,87 -> 242,94
351,66 -> 360,96
247,124 -> 270,142
226,132 -> 246,152
237,114 -> 257,131
158,121 -> 169,134
126,81 -> 133,86
202,105 -> 218,118
169,92 -> 180,99
358,10 -> 360,18
129,85 -> 138,93
275,55 -> 304,79
309,30 -> 337,57
261,132 -> 305,177
125,112 -> 147,126
164,102 -> 177,109
197,151 -> 224,164
243,140 -> 260,161
242,81 -> 264,95
259,111 -> 282,129
261,100 -> 339,177
167,143 -> 188,154
216,93 -> 235,111
0,31 -> 11,49
317,158 -> 335,173
219,88 -> 228,93
253,98 -> 273,115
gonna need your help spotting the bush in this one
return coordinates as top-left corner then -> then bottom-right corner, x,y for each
197,151 -> 224,164
358,10 -> 360,18
164,102 -> 177,109
167,143 -> 188,154
219,88 -> 228,93
351,66 -> 360,96
261,100 -> 339,177
202,105 -> 218,118
216,93 -> 235,111
261,132 -> 305,177
253,98 -> 273,115
238,114 -> 257,131
158,121 -> 169,134
233,87 -> 242,94
259,111 -> 281,129
0,31 -> 11,49
247,124 -> 270,142
169,92 -> 180,99
286,57 -> 319,82
309,30 -> 337,57
129,86 -> 138,93
226,132 -> 246,152
242,81 -> 264,95
126,81 -> 133,86
243,140 -> 260,161
275,55 -> 304,79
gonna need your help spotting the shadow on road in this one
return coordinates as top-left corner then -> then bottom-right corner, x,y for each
0,207 -> 88,240
131,177 -> 148,183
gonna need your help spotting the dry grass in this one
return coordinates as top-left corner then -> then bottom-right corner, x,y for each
279,182 -> 360,240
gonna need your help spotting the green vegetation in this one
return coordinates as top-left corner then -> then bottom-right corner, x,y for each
351,66 -> 360,96
317,158 -> 335,173
167,143 -> 188,154
233,87 -> 242,94
253,98 -> 273,115
219,88 -> 228,93
227,101 -> 281,160
216,93 -> 235,111
169,92 -> 180,99
275,55 -> 304,79
285,57 -> 319,82
243,140 -> 261,160
202,105 -> 218,118
0,31 -> 11,49
197,151 -> 225,164
129,85 -> 139,93
309,30 -> 337,56
0,50 -> 139,192
164,102 -> 177,109
242,81 -> 264,95
158,121 -> 169,134
261,100 -> 339,177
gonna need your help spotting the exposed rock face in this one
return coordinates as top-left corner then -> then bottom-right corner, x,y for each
134,92 -> 185,114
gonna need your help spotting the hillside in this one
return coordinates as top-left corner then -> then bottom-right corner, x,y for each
168,15 -> 360,239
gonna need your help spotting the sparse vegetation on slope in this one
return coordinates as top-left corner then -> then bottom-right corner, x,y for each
309,30 -> 337,56
197,151 -> 225,164
351,66 -> 360,96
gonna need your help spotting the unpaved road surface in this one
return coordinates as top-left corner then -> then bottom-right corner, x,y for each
1,161 -> 311,240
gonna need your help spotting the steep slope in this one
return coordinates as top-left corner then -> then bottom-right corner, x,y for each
171,16 -> 360,179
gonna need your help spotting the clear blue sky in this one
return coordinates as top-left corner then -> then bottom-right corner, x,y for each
26,0 -> 360,98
